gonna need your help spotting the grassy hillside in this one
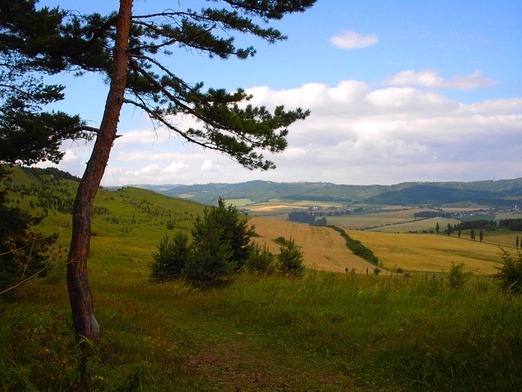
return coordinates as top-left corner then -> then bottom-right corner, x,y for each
3,166 -> 205,253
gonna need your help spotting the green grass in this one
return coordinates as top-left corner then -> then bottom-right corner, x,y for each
1,268 -> 521,391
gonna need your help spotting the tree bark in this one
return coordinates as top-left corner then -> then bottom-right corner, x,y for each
67,0 -> 132,342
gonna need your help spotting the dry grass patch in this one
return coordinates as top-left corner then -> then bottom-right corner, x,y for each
327,210 -> 419,230
369,218 -> 460,233
483,232 -> 522,249
347,230 -> 501,274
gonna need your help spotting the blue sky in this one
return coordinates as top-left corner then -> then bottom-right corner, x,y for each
39,0 -> 522,186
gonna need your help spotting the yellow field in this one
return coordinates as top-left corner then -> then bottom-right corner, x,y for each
249,217 -> 377,273
314,208 -> 420,230
248,216 -> 516,275
347,230 -> 503,274
367,218 -> 460,233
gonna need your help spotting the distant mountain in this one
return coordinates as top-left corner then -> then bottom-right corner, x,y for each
138,178 -> 522,207
364,184 -> 517,206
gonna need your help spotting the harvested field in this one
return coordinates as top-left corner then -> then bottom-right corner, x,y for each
347,230 -> 502,274
249,217 -> 378,273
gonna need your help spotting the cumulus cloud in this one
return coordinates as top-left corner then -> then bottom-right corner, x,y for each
164,161 -> 188,174
330,30 -> 379,49
242,79 -> 522,183
54,73 -> 522,186
201,159 -> 218,172
384,69 -> 498,90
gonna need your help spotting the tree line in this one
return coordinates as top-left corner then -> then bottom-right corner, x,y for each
329,226 -> 379,265
288,211 -> 327,226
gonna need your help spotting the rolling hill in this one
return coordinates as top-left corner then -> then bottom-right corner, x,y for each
2,166 -> 512,276
138,178 -> 522,207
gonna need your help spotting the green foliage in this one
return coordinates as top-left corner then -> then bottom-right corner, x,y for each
288,210 -> 315,224
183,199 -> 256,288
184,220 -> 234,288
447,262 -> 468,289
208,198 -> 256,271
245,243 -> 274,274
274,236 -> 287,245
277,238 -> 305,277
499,218 -> 522,231
0,1 -> 91,165
0,168 -> 58,295
149,233 -> 190,282
310,216 -> 327,226
494,249 -> 522,295
458,220 -> 497,231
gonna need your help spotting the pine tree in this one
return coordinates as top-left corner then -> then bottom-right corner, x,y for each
183,199 -> 256,287
0,0 -> 315,340
277,238 -> 305,277
184,214 -> 235,288
149,232 -> 190,282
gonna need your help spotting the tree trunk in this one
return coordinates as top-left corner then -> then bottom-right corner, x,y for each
67,0 -> 132,342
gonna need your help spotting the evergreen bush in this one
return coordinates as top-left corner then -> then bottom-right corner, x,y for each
277,238 -> 305,277
246,243 -> 274,274
149,232 -> 190,282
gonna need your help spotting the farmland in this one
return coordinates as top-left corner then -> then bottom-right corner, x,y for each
249,217 -> 377,273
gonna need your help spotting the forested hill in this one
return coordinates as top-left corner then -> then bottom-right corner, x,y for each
139,178 -> 522,207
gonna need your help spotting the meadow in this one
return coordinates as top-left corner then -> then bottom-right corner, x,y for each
2,265 -> 521,391
1,170 -> 521,391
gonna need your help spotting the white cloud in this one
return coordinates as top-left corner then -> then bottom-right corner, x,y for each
164,161 -> 188,174
384,69 -> 498,90
330,30 -> 379,49
54,75 -> 522,186
201,159 -> 217,172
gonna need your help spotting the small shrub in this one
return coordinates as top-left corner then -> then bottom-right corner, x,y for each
246,243 -> 274,274
494,249 -> 522,295
274,236 -> 287,245
183,198 -> 255,288
183,223 -> 234,288
373,268 -> 381,276
149,232 -> 190,282
447,262 -> 468,289
277,238 -> 305,277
